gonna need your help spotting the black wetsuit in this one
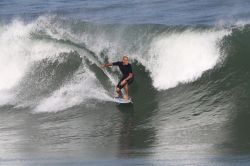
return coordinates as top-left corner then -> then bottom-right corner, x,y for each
112,61 -> 134,89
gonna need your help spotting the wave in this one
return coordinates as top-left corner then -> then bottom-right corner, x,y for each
0,15 -> 249,113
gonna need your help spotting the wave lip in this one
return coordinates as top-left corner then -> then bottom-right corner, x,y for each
145,29 -> 229,90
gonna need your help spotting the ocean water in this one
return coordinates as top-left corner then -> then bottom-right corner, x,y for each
1,0 -> 250,165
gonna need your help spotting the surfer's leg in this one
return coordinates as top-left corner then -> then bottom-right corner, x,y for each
122,77 -> 133,100
116,78 -> 124,97
116,76 -> 132,99
116,86 -> 123,97
124,84 -> 129,100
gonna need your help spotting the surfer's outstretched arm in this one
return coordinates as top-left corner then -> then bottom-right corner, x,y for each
101,63 -> 113,68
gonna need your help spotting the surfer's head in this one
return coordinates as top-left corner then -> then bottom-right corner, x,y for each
122,55 -> 129,65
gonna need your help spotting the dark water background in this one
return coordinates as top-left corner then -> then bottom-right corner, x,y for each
1,0 -> 250,165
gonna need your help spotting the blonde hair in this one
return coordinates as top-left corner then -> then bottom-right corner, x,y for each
123,55 -> 129,60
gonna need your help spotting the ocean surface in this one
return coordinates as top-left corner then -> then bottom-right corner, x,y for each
1,0 -> 250,165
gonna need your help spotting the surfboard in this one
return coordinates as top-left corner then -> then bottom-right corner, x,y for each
113,97 -> 132,104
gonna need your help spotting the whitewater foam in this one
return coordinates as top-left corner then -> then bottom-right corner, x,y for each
0,20 -> 71,88
34,67 -> 112,113
0,19 -> 73,106
144,29 -> 229,90
0,20 -> 33,90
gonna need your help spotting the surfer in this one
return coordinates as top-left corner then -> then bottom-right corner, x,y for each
102,55 -> 134,100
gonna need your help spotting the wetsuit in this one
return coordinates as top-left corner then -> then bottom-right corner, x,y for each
112,61 -> 134,89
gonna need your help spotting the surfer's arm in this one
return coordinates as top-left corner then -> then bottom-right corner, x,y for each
125,73 -> 133,81
102,61 -> 121,68
121,73 -> 133,85
101,63 -> 113,68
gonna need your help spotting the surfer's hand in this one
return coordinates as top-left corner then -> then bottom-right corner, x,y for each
101,63 -> 112,68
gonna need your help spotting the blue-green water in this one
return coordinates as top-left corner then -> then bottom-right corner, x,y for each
1,0 -> 250,165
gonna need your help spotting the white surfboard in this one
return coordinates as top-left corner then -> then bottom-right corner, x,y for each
113,97 -> 132,104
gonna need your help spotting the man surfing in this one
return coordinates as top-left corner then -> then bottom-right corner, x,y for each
102,55 -> 134,100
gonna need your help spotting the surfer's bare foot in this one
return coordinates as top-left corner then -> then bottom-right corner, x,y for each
117,93 -> 123,98
115,87 -> 123,97
123,95 -> 129,100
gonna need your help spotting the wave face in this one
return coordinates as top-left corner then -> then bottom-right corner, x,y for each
1,15 -> 250,159
0,16 -> 244,112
